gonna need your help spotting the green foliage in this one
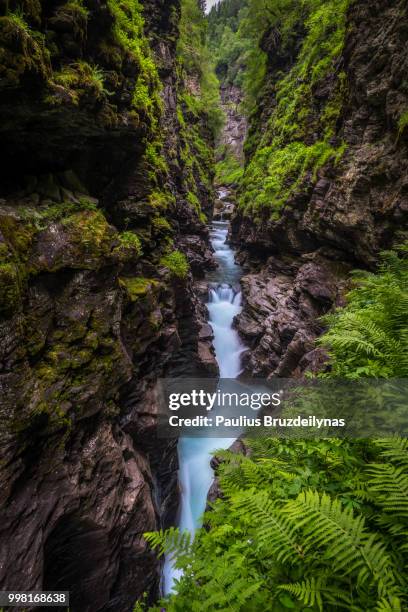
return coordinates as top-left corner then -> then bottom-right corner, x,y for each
236,0 -> 349,218
147,437 -> 408,611
242,140 -> 345,219
117,231 -> 142,256
53,61 -> 110,103
215,146 -> 244,186
178,0 -> 224,137
398,110 -> 408,135
318,245 -> 408,378
160,251 -> 189,279
106,0 -> 162,123
207,0 -> 250,87
170,0 -> 223,226
0,8 -> 51,87
145,246 -> 408,611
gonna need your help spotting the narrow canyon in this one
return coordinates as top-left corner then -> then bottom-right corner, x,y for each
0,0 -> 407,611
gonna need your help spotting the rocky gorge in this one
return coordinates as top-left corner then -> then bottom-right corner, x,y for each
0,0 -> 407,610
231,0 -> 408,379
0,0 -> 218,609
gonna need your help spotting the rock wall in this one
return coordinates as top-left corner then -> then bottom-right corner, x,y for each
232,0 -> 408,378
219,84 -> 247,162
0,1 -> 217,610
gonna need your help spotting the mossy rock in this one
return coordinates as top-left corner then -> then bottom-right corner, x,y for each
112,230 -> 143,262
160,250 -> 189,279
152,216 -> 173,236
27,208 -> 117,273
119,276 -> 159,302
0,13 -> 51,89
0,262 -> 21,313
0,213 -> 35,260
48,0 -> 89,40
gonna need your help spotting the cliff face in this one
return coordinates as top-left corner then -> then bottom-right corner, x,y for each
0,1 -> 216,609
231,0 -> 408,378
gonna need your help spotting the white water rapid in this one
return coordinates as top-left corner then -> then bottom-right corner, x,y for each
163,219 -> 246,594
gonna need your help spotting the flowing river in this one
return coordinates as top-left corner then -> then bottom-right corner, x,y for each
163,214 -> 247,593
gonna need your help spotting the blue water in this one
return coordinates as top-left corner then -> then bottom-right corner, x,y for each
163,220 -> 246,592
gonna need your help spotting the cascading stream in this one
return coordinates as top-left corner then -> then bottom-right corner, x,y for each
163,216 -> 247,594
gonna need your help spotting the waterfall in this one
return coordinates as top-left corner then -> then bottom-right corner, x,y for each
163,219 -> 246,594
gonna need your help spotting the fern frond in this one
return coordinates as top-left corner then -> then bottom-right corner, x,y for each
279,576 -> 354,611
279,576 -> 325,611
375,595 -> 402,611
284,490 -> 398,597
374,438 -> 408,468
144,527 -> 192,559
366,464 -> 408,519
231,491 -> 302,564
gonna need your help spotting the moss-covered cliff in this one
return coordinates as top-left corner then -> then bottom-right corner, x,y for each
232,0 -> 408,263
229,0 -> 408,378
0,1 -> 218,609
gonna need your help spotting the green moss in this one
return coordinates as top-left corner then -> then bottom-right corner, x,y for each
186,191 -> 199,209
52,0 -> 89,39
152,217 -> 173,234
148,190 -> 176,212
186,191 -> 207,222
117,230 -> 142,255
52,61 -> 110,105
23,196 -> 98,230
215,147 -> 244,186
106,0 -> 162,124
0,216 -> 35,259
119,276 -> 158,301
0,262 -> 21,313
177,104 -> 186,127
0,11 -> 51,87
239,0 -> 350,218
112,230 -> 143,262
62,210 -> 113,257
144,140 -> 169,180
160,250 -> 189,279
398,110 -> 408,135
0,242 -> 9,260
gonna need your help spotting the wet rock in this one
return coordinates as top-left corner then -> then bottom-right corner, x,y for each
231,0 -> 408,266
178,234 -> 216,278
218,85 -> 247,162
235,258 -> 349,378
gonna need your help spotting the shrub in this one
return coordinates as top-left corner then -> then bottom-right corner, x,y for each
146,436 -> 408,611
215,147 -> 244,186
318,244 -> 408,378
